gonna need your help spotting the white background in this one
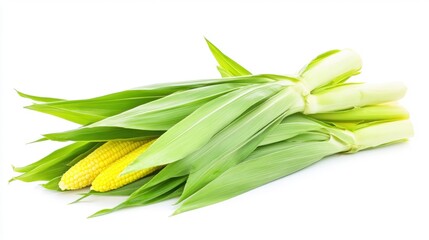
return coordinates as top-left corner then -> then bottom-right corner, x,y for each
1,0 -> 428,239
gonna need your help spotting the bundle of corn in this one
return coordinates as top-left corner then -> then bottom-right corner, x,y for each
11,39 -> 412,217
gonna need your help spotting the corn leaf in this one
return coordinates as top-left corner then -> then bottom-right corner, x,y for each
175,139 -> 345,214
90,176 -> 186,218
217,66 -> 233,77
25,75 -> 279,125
175,117 -> 414,214
178,116 -> 283,202
26,103 -> 108,126
16,90 -> 65,102
47,83 -> 245,142
22,90 -> 175,125
179,88 -> 304,201
25,89 -> 168,125
12,142 -> 99,173
42,176 -> 62,190
11,142 -> 101,182
90,187 -> 183,218
44,127 -> 162,142
90,83 -> 244,129
71,175 -> 155,203
122,83 -> 284,173
260,114 -> 325,146
205,38 -> 252,77
139,115 -> 318,190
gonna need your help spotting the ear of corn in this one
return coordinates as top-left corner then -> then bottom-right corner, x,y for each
91,140 -> 161,192
12,39 -> 413,217
59,140 -> 145,190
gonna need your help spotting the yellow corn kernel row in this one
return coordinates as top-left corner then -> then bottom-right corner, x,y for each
91,139 -> 161,192
59,140 -> 146,190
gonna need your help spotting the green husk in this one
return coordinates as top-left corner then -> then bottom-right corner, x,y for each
12,142 -> 101,175
175,139 -> 344,214
178,88 -> 304,201
122,83 -> 285,173
11,142 -> 102,182
70,175 -> 155,203
23,74 -> 281,125
260,114 -> 326,146
299,49 -> 362,91
205,38 -> 252,77
44,127 -> 162,142
16,90 -> 65,103
122,47 -> 369,174
42,176 -> 62,190
43,84 -> 246,142
89,176 -> 187,218
174,118 -> 413,214
25,90 -> 165,125
89,83 -> 245,130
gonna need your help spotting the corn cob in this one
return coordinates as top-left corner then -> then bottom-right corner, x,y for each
91,140 -> 161,192
59,140 -> 146,190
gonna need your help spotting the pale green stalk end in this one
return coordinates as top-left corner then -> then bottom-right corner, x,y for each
351,120 -> 413,152
309,105 -> 409,122
300,49 -> 362,91
304,82 -> 407,114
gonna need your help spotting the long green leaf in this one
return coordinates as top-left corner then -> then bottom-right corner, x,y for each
89,83 -> 245,130
89,176 -> 186,218
139,115 -> 317,190
41,176 -> 62,190
16,90 -> 65,102
217,66 -> 233,77
26,104 -> 108,126
205,38 -> 252,77
175,139 -> 345,214
44,127 -> 162,142
25,75 -> 280,125
90,186 -> 183,218
260,114 -> 325,146
45,84 -> 246,142
25,89 -> 166,125
122,83 -> 284,173
12,142 -> 99,173
179,88 -> 304,201
11,142 -> 101,182
178,115 -> 284,202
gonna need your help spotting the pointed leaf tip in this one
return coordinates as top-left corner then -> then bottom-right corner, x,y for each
88,208 -> 114,218
69,194 -> 90,204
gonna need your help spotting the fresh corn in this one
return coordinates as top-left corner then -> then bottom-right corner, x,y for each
59,141 -> 145,190
91,139 -> 161,192
11,39 -> 413,217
